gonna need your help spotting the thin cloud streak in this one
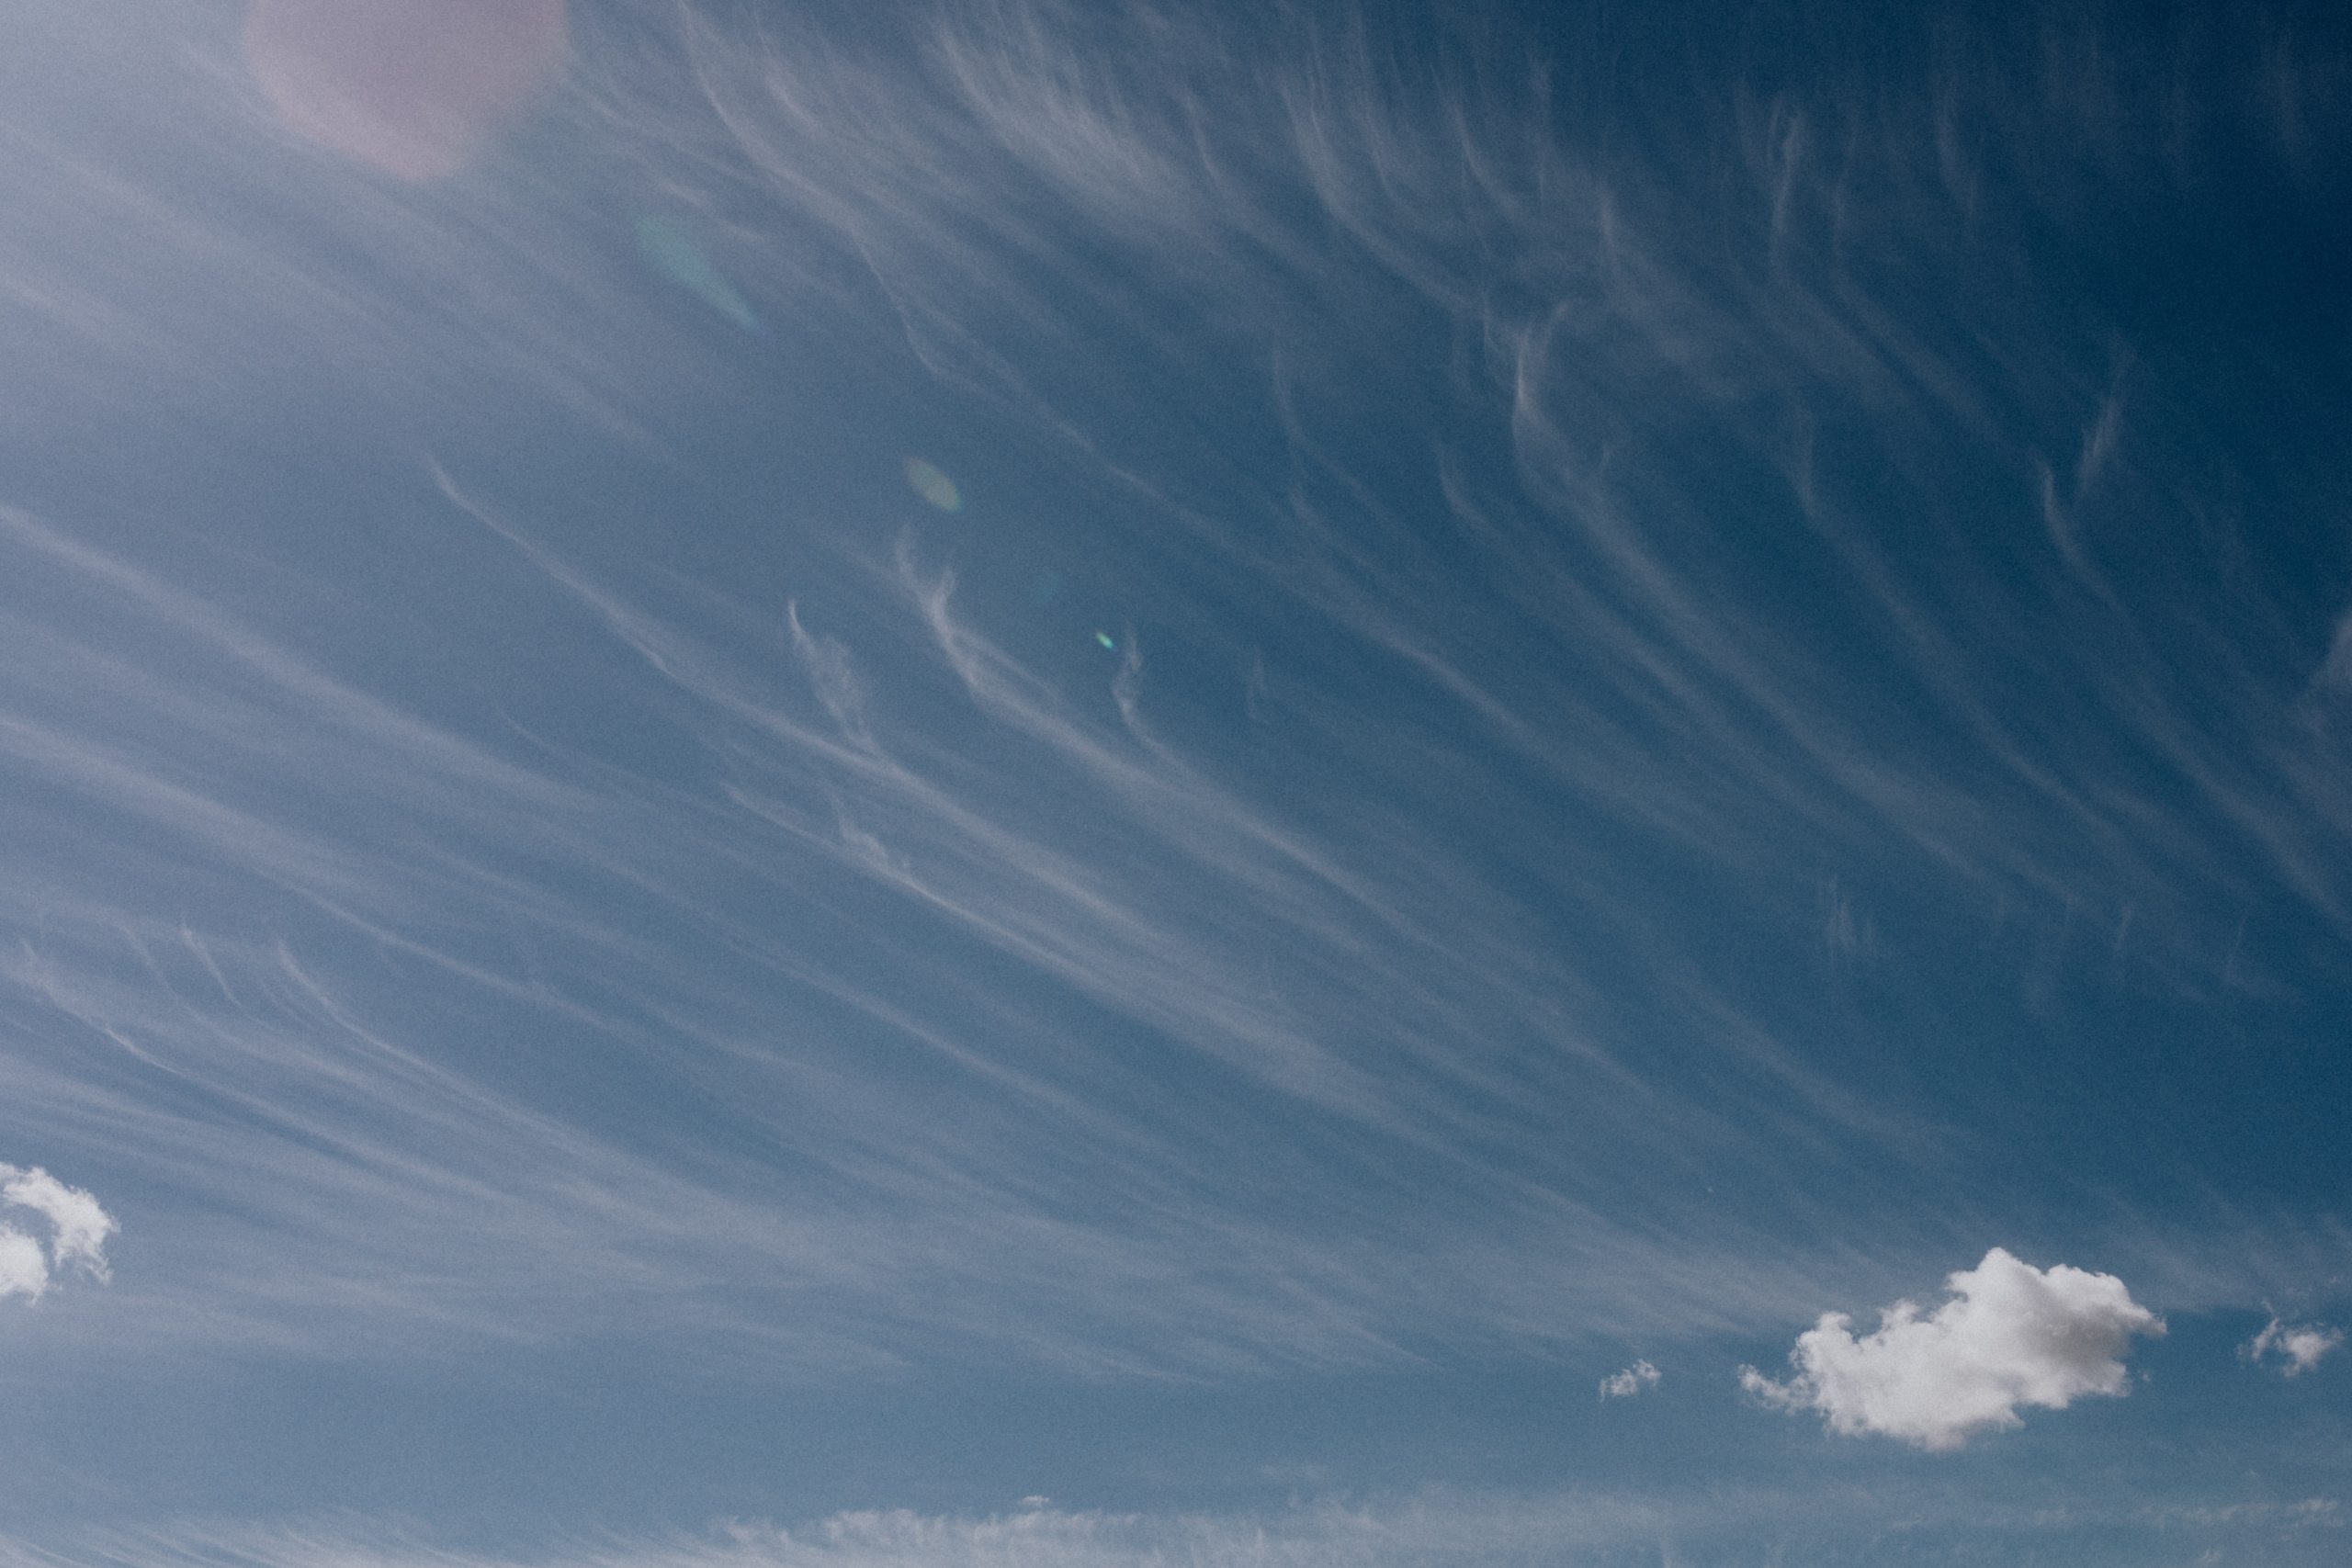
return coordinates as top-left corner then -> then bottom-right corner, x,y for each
0,482 -> 1907,1371
639,0 -> 2352,989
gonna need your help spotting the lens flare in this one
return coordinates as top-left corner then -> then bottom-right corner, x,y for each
635,217 -> 762,332
903,457 -> 962,512
243,0 -> 568,182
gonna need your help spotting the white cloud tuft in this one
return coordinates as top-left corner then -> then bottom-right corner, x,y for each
1599,1359 -> 1661,1401
0,1227 -> 50,1300
1738,1247 -> 2163,1450
2245,1315 -> 2343,1378
0,1163 -> 119,1300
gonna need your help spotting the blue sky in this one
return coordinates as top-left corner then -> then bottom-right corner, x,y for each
3,0 -> 2349,1562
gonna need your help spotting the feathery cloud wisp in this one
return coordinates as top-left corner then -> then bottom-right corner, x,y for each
1739,1248 -> 2162,1450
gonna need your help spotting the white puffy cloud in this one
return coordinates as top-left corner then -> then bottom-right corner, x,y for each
0,1163 -> 118,1301
1599,1359 -> 1661,1401
1738,1247 -> 2163,1450
2245,1316 -> 2343,1378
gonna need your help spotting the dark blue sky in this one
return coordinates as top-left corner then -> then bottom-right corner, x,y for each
1,1 -> 2348,1563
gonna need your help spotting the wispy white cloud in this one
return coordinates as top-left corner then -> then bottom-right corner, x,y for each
0,1228 -> 48,1301
1739,1248 -> 2162,1450
650,0 -> 2352,998
0,1163 -> 115,1301
0,499 -> 1865,1373
1598,1359 -> 1660,1401
2245,1314 -> 2344,1378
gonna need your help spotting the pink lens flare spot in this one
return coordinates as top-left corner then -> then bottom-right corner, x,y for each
243,0 -> 569,182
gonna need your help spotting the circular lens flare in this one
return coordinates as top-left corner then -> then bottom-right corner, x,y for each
243,0 -> 569,182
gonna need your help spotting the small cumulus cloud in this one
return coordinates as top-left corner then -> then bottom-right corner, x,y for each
0,1163 -> 119,1303
1738,1247 -> 2162,1450
1599,1359 -> 1661,1401
2245,1315 -> 2343,1378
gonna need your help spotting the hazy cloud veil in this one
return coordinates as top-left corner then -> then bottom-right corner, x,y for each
0,0 -> 2348,1563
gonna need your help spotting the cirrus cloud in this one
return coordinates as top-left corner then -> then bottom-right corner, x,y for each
1738,1248 -> 2163,1450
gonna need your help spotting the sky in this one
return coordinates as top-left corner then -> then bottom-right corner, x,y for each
2,0 -> 2349,1562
